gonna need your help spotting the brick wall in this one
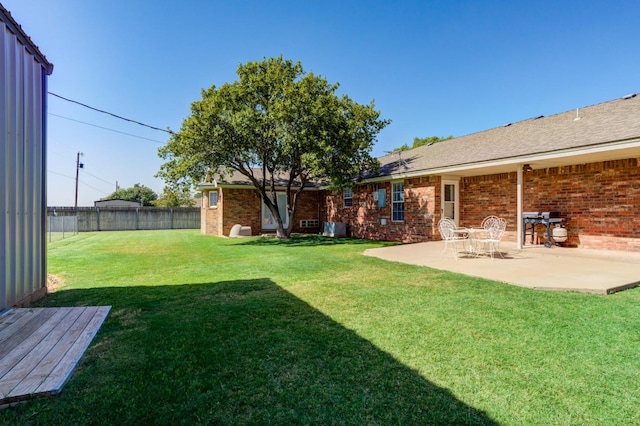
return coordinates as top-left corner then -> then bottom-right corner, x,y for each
325,158 -> 640,251
461,158 -> 640,251
326,182 -> 389,240
205,158 -> 640,250
201,190 -> 221,235
290,190 -> 323,234
221,188 -> 262,236
461,173 -> 518,232
522,159 -> 640,251
325,178 -> 439,242
202,188 -> 323,236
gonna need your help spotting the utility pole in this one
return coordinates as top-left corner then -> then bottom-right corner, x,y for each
74,152 -> 84,208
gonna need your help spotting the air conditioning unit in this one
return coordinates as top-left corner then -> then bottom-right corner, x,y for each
323,221 -> 347,237
300,219 -> 319,228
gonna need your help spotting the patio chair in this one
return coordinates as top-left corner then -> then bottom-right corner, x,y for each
475,217 -> 507,260
481,215 -> 501,231
438,218 -> 468,260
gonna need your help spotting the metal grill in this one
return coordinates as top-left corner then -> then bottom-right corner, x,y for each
522,212 -> 562,247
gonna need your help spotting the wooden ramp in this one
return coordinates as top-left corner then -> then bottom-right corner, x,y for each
0,306 -> 110,407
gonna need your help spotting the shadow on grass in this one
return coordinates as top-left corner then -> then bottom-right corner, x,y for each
3,280 -> 496,425
238,233 -> 400,247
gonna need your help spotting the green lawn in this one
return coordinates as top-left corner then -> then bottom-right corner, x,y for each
2,230 -> 639,425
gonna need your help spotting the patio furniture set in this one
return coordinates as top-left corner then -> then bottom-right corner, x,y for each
438,216 -> 507,260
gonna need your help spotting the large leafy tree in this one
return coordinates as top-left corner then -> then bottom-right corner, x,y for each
157,57 -> 389,238
102,183 -> 158,206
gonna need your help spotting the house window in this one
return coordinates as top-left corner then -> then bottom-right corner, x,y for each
392,182 -> 404,222
209,191 -> 219,208
343,189 -> 353,207
377,188 -> 386,208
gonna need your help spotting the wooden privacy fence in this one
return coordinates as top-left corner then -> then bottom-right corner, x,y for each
47,207 -> 200,232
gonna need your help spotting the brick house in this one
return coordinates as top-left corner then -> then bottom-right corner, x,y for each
198,170 -> 323,237
200,93 -> 640,252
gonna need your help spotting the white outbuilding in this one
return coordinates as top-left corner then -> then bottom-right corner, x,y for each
1,4 -> 54,309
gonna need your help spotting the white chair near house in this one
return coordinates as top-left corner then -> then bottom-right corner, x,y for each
475,217 -> 507,260
481,215 -> 501,231
475,215 -> 501,251
438,218 -> 468,260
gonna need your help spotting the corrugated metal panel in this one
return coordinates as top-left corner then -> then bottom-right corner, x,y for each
1,16 -> 49,310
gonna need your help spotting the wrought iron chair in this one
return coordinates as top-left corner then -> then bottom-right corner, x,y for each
476,217 -> 507,260
438,218 -> 468,260
481,215 -> 501,231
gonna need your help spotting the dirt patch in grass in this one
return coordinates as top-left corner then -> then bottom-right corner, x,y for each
47,274 -> 64,293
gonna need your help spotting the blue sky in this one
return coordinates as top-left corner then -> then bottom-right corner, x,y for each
5,0 -> 639,206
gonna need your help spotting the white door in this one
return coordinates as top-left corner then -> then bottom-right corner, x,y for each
442,181 -> 459,224
262,193 -> 289,230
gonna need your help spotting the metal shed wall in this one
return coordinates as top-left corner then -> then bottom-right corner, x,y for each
1,8 -> 51,310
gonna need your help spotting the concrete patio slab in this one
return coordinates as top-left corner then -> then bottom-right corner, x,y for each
364,241 -> 640,294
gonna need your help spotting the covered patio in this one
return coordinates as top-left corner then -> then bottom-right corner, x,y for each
364,241 -> 640,294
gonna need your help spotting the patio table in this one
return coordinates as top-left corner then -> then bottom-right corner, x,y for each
453,228 -> 486,254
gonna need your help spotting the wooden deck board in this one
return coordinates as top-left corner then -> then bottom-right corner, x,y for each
0,306 -> 110,406
35,307 -> 110,395
0,309 -> 50,359
7,308 -> 86,397
0,309 -> 73,389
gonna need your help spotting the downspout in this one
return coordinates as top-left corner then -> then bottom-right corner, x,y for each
517,165 -> 523,249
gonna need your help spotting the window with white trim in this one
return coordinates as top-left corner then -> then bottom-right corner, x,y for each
209,191 -> 219,208
392,182 -> 404,221
343,189 -> 353,207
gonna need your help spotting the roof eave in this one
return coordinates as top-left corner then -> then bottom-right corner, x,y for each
366,136 -> 640,181
196,182 -> 321,191
0,4 -> 54,75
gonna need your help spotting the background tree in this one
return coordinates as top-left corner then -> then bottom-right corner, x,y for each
152,186 -> 197,207
102,183 -> 158,206
157,56 -> 389,238
392,135 -> 453,152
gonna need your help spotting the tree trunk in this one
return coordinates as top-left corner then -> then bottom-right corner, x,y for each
267,204 -> 289,239
275,224 -> 289,238
261,187 -> 295,239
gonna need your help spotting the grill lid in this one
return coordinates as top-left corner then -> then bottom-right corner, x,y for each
522,211 -> 560,219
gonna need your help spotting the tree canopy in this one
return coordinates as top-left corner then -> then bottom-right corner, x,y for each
102,183 -> 158,206
392,135 -> 453,152
157,56 -> 389,238
152,186 -> 197,207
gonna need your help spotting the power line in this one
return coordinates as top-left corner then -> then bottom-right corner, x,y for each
48,170 -> 110,195
81,169 -> 116,186
48,92 -> 174,135
78,180 -> 110,195
49,113 -> 166,144
48,170 -> 75,180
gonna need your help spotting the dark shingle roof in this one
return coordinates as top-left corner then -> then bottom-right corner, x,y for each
200,94 -> 640,187
376,93 -> 640,177
207,168 -> 323,188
